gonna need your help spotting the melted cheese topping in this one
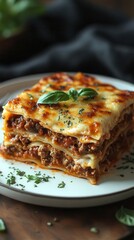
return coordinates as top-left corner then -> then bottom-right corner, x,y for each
3,72 -> 134,143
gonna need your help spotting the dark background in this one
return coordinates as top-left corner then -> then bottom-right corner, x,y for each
0,0 -> 134,83
91,0 -> 134,17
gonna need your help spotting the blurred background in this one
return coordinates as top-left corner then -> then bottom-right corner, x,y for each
92,0 -> 134,17
0,0 -> 134,82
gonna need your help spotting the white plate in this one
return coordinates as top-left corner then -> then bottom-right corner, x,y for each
0,73 -> 134,208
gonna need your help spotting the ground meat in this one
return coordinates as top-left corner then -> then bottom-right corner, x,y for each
2,140 -> 98,182
11,135 -> 30,147
6,145 -> 17,155
28,146 -> 39,159
7,115 -> 96,155
7,115 -> 25,129
7,116 -> 48,136
6,108 -> 134,157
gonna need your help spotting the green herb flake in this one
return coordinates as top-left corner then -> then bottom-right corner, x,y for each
67,120 -> 73,127
27,93 -> 34,100
42,175 -> 51,182
34,177 -> 42,184
0,219 -> 6,232
26,174 -> 35,181
16,170 -> 25,176
78,108 -> 84,114
101,97 -> 107,100
115,206 -> 134,226
6,175 -> 16,185
58,181 -> 66,188
60,128 -> 65,132
25,173 -> 51,184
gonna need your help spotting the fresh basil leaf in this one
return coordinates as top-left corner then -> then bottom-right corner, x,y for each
0,219 -> 6,232
68,88 -> 78,101
78,88 -> 98,99
115,206 -> 134,226
37,91 -> 70,104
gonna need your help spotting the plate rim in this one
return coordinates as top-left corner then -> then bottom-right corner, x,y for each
0,181 -> 133,200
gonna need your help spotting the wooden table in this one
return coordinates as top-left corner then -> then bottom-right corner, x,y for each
0,195 -> 133,240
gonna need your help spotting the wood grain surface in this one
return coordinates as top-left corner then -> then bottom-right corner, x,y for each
0,195 -> 133,240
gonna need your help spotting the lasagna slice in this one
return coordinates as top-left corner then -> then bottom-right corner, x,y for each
1,72 -> 134,184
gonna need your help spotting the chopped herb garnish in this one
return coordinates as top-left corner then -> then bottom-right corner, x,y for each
27,93 -> 34,100
58,181 -> 66,188
78,108 -> 84,114
37,88 -> 98,104
4,166 -> 53,190
6,175 -> 16,185
115,206 -> 134,226
0,219 -> 6,232
101,97 -> 107,100
43,175 -> 52,182
26,174 -> 35,181
25,173 -> 51,184
60,128 -> 65,131
67,120 -> 73,127
16,170 -> 25,176
34,177 -> 42,184
19,184 -> 25,190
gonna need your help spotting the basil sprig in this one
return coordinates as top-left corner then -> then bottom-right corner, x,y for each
37,87 -> 98,104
